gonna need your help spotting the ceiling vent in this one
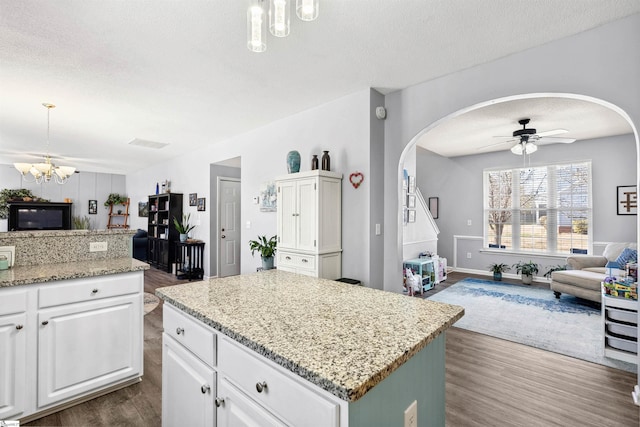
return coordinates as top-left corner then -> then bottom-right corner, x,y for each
128,138 -> 169,149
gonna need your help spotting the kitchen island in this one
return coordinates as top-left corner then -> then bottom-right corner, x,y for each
0,229 -> 148,423
157,269 -> 463,427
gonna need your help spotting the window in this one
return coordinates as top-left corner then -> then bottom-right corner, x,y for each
484,161 -> 592,254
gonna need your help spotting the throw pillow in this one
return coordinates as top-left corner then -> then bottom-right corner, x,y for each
615,247 -> 638,266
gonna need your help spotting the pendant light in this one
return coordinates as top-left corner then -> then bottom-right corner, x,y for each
296,0 -> 318,21
269,0 -> 290,37
247,0 -> 267,52
14,103 -> 76,184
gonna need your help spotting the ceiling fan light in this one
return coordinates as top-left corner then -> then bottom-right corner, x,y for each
296,0 -> 318,21
511,143 -> 524,155
525,142 -> 537,154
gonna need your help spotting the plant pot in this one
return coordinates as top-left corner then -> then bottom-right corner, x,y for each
521,274 -> 533,285
179,233 -> 188,242
493,272 -> 502,281
262,256 -> 274,270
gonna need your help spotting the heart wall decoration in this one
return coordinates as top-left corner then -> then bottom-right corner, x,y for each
349,172 -> 364,189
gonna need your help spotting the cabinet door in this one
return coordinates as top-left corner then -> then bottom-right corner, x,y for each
38,294 -> 142,408
162,334 -> 215,427
296,178 -> 317,251
0,312 -> 27,420
217,377 -> 284,427
277,180 -> 297,250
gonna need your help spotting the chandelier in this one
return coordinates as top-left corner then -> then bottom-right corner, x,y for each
247,0 -> 319,53
14,103 -> 76,184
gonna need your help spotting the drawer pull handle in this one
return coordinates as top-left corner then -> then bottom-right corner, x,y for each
302,258 -> 308,263
285,256 -> 291,260
176,327 -> 184,335
92,289 -> 99,294
256,381 -> 268,393
215,398 -> 225,407
16,324 -> 23,330
42,320 -> 49,326
201,384 -> 210,394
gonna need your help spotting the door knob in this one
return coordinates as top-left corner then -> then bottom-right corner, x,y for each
256,381 -> 268,393
221,235 -> 226,239
41,320 -> 49,326
176,327 -> 184,335
215,398 -> 225,407
16,324 -> 23,330
201,384 -> 210,394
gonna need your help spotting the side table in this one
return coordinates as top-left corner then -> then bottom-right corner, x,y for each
175,241 -> 205,281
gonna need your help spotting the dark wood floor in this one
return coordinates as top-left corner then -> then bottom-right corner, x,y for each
24,269 -> 639,426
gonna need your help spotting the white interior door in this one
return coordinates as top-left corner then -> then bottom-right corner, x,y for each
219,178 -> 241,277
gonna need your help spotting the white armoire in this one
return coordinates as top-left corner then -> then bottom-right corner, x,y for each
275,170 -> 342,279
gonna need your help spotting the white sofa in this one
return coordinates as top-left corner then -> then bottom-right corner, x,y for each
550,242 -> 637,302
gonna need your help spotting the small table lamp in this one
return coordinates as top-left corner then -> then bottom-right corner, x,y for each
605,260 -> 620,280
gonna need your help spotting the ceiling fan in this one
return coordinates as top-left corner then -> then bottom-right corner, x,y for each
486,118 -> 576,155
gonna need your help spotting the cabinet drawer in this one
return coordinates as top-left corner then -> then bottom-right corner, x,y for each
606,321 -> 638,339
163,304 -> 216,367
0,288 -> 28,315
605,334 -> 638,354
219,337 -> 339,427
278,252 -> 316,271
39,272 -> 142,308
605,307 -> 638,325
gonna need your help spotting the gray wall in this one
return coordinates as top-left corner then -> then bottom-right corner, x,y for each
209,163 -> 241,277
0,164 -> 126,230
368,89 -> 386,289
383,14 -> 640,293
416,134 -> 637,275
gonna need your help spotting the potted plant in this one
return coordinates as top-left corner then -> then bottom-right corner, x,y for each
0,188 -> 36,219
104,193 -> 128,213
513,260 -> 539,285
488,263 -> 510,281
173,213 -> 196,242
248,235 -> 277,270
543,264 -> 567,279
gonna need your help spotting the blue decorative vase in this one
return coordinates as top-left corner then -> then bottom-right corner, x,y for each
287,150 -> 301,173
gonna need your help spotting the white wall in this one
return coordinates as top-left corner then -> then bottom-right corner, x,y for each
384,14 -> 640,294
416,134 -> 637,275
0,164 -> 126,230
127,89 -> 377,285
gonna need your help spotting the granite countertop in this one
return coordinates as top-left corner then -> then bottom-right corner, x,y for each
0,257 -> 149,287
156,270 -> 464,402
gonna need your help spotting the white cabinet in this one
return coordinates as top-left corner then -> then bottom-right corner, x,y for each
162,304 -> 217,427
163,335 -> 216,427
0,271 -> 144,422
38,294 -> 142,407
602,293 -> 638,364
217,377 -> 284,427
276,170 -> 342,279
0,289 -> 28,420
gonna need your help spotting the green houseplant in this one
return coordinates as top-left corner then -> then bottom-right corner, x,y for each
104,193 -> 128,209
543,264 -> 568,279
513,260 -> 539,285
72,215 -> 91,230
488,263 -> 510,281
0,188 -> 36,219
173,213 -> 196,242
248,235 -> 277,270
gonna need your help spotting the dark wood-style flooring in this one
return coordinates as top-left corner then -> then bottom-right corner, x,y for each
25,269 -> 639,426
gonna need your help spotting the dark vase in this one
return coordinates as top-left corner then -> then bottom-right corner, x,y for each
287,150 -> 301,173
493,272 -> 502,281
321,151 -> 330,171
311,155 -> 319,170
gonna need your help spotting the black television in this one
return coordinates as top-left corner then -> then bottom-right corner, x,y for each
8,202 -> 72,231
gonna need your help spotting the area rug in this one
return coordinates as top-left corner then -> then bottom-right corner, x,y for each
428,277 -> 637,373
144,292 -> 160,315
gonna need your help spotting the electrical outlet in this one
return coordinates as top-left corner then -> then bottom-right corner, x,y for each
404,400 -> 417,427
467,219 -> 472,226
466,252 -> 472,259
90,241 -> 108,252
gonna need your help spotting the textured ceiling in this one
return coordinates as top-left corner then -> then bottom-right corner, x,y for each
0,1 -> 639,174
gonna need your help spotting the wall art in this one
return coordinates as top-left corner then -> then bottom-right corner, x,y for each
88,199 -> 97,215
189,193 -> 197,206
260,181 -> 277,212
617,185 -> 637,215
197,197 -> 206,212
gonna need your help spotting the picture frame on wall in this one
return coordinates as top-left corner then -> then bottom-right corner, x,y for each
197,197 -> 206,212
617,185 -> 637,215
88,200 -> 97,215
189,193 -> 197,206
428,197 -> 439,219
138,202 -> 149,217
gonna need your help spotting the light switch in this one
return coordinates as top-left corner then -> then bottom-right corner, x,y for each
375,224 -> 381,235
246,221 -> 251,229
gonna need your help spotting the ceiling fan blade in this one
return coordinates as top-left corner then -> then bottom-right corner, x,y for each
536,129 -> 568,137
536,136 -> 576,145
478,138 -> 517,150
